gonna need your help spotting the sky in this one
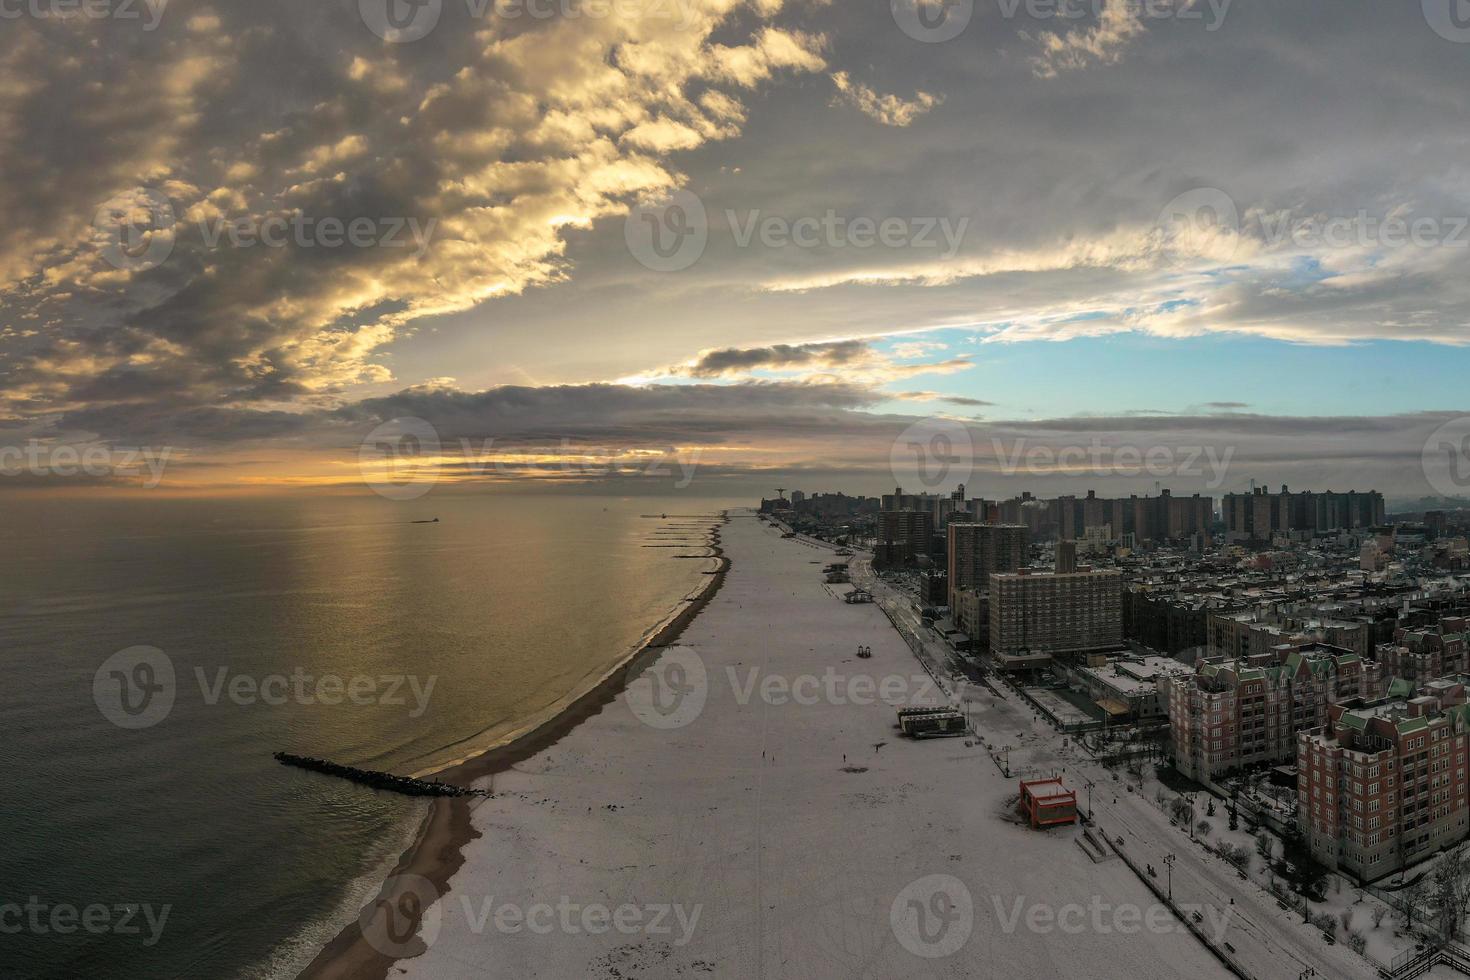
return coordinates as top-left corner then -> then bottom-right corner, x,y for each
2,0 -> 1469,502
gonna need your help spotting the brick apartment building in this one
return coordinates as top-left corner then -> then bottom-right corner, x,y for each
947,522 -> 1028,612
1376,619 -> 1470,681
1299,691 -> 1470,881
988,568 -> 1122,665
1223,486 -> 1385,542
874,510 -> 933,568
1166,644 -> 1385,782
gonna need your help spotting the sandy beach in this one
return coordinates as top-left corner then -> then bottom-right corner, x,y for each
303,510 -> 1231,979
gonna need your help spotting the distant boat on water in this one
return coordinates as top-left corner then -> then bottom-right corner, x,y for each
411,518 -> 440,524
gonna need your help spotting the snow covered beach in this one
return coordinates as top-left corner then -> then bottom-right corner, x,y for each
306,510 -> 1232,979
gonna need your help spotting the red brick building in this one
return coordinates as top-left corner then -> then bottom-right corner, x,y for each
1298,690 -> 1470,881
1165,644 -> 1384,782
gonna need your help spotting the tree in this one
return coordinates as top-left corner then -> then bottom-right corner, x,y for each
1373,905 -> 1388,929
1402,877 -> 1429,929
1207,799 -> 1216,817
1256,830 -> 1273,859
1432,843 -> 1470,940
1197,819 -> 1212,838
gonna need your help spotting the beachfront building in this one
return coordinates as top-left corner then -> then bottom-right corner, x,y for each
988,568 -> 1123,667
1019,777 -> 1078,829
1071,654 -> 1194,722
1165,643 -> 1386,782
1298,692 -> 1470,881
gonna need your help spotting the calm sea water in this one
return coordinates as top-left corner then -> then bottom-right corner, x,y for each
0,493 -> 732,980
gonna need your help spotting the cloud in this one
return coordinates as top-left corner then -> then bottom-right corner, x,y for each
0,2 -> 827,427
896,391 -> 993,407
1027,0 -> 1149,78
829,71 -> 942,127
659,339 -> 972,384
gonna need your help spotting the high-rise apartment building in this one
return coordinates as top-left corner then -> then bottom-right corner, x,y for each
946,523 -> 1028,608
988,569 -> 1122,663
1223,486 -> 1385,541
875,510 -> 934,568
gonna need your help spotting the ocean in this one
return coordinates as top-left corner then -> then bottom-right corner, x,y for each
0,493 -> 731,979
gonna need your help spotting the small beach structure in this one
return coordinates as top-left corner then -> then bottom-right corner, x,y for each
1018,777 -> 1078,829
896,706 -> 966,738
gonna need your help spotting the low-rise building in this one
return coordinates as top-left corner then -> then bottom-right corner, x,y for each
1072,655 -> 1194,721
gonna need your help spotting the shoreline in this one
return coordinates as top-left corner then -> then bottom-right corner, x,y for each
296,515 -> 730,980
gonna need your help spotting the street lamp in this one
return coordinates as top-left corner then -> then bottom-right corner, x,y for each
1163,852 -> 1176,902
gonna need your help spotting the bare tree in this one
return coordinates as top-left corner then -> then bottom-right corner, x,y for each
1432,843 -> 1470,940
